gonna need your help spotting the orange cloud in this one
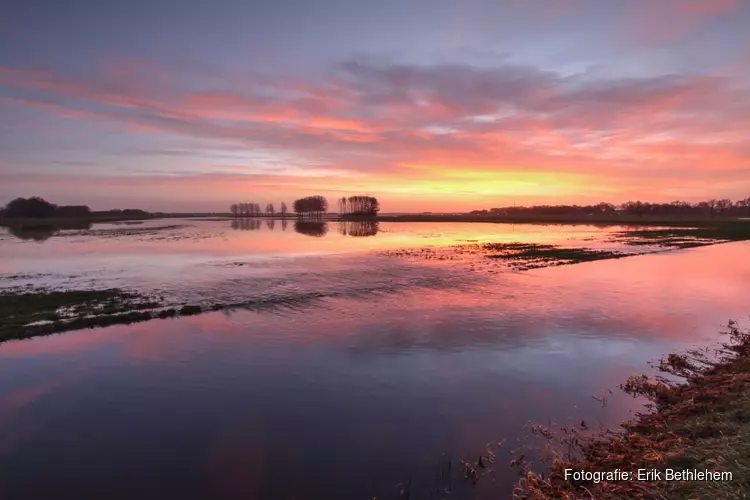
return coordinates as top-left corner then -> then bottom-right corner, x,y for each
2,53 -> 749,211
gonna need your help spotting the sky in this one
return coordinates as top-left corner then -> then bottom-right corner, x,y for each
1,0 -> 749,213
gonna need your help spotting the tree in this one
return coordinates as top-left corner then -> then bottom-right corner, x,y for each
266,203 -> 275,216
715,199 -> 733,214
280,202 -> 288,216
292,196 -> 328,218
230,204 -> 239,217
343,195 -> 379,216
2,197 -> 57,218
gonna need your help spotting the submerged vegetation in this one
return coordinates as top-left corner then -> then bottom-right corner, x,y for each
0,289 -> 162,340
0,288 -> 217,341
514,321 -> 750,499
612,221 -> 750,249
384,242 -> 628,270
481,243 -> 625,269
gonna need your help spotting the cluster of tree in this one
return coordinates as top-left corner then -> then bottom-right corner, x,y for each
293,196 -> 328,218
337,196 -> 380,216
337,221 -> 379,237
469,197 -> 750,218
92,209 -> 148,217
230,202 -> 289,217
0,197 -> 152,220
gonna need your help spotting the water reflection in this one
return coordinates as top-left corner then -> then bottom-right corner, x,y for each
6,225 -> 59,242
230,219 -> 261,231
1,221 -> 750,499
337,220 -> 379,237
294,220 -> 328,237
4,220 -> 92,242
229,219 -> 379,238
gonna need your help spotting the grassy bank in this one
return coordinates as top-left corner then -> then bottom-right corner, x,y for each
514,322 -> 750,499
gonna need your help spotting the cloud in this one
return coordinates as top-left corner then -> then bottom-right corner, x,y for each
1,52 -> 749,209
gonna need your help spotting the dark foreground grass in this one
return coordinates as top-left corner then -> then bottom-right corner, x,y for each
514,322 -> 750,499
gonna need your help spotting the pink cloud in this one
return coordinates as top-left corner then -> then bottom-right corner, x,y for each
1,53 -> 749,210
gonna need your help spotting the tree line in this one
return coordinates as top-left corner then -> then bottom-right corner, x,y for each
230,202 -> 289,217
469,197 -> 750,218
0,197 -> 148,219
230,195 -> 380,218
337,196 -> 380,216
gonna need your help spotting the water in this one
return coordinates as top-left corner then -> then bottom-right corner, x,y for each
1,219 -> 748,499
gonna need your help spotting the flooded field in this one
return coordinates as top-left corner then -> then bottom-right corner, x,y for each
1,219 -> 749,499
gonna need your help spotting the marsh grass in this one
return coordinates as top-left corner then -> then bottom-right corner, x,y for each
612,222 -> 750,249
482,244 -> 626,269
513,321 -> 750,499
0,289 -> 210,341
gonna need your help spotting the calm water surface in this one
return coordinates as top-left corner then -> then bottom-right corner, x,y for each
1,220 -> 748,499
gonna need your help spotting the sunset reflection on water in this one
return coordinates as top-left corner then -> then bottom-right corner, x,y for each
0,221 -> 748,499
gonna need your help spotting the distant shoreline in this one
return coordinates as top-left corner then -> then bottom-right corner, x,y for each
2,212 -> 750,228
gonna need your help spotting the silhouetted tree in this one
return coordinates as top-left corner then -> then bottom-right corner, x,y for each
470,197 -> 750,218
292,196 -> 328,218
230,204 -> 239,217
339,195 -> 379,216
280,202 -> 288,216
2,197 -> 57,218
56,205 -> 91,217
266,203 -> 275,216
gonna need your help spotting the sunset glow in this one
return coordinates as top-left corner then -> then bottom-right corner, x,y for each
1,0 -> 749,212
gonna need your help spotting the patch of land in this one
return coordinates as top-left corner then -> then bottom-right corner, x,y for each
384,242 -> 629,270
611,222 -> 750,249
0,289 -> 216,341
481,243 -> 626,270
514,321 -> 750,499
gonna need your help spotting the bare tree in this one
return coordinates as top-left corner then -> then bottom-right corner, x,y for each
266,203 -> 275,216
280,201 -> 288,216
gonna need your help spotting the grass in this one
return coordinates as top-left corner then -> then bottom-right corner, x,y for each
483,243 -> 625,264
612,220 -> 750,249
0,289 -> 207,342
514,321 -> 750,499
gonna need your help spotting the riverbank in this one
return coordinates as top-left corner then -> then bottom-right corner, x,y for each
514,321 -> 750,499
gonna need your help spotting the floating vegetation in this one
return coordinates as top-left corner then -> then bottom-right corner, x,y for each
482,243 -> 626,270
611,222 -> 750,249
0,288 -> 208,342
383,242 -> 627,270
